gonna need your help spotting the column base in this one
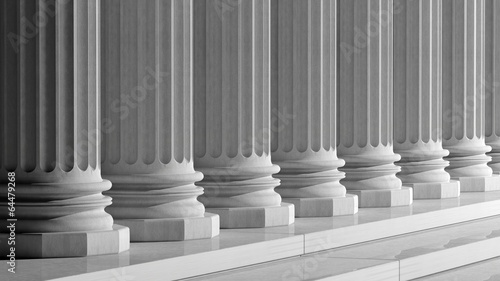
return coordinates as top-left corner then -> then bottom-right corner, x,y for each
348,187 -> 413,208
452,174 -> 500,192
283,194 -> 358,217
115,213 -> 220,242
406,180 -> 460,199
0,224 -> 129,259
207,203 -> 295,228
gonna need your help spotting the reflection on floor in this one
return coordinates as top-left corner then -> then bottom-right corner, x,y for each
415,257 -> 500,281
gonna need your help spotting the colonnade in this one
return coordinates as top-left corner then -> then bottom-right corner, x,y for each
1,0 -> 499,258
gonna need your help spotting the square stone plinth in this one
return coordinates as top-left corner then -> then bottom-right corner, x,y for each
115,213 -> 220,242
408,180 -> 461,199
348,187 -> 413,208
283,194 -> 358,217
207,203 -> 295,228
0,224 -> 129,259
453,175 -> 500,192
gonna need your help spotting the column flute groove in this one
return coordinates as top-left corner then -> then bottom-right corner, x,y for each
101,0 -> 219,241
393,0 -> 460,199
271,0 -> 358,217
442,0 -> 500,192
193,0 -> 294,228
485,0 -> 500,174
338,0 -> 413,207
0,0 -> 129,258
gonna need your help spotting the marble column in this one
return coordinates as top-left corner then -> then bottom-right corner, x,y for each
0,0 -> 129,258
485,0 -> 500,173
393,0 -> 460,199
101,0 -> 219,241
193,0 -> 294,228
338,0 -> 413,207
270,0 -> 358,217
442,0 -> 500,192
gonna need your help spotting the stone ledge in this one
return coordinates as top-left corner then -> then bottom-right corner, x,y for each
8,192 -> 500,281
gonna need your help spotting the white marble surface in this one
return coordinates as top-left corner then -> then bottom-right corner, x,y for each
229,191 -> 500,253
1,192 -> 500,281
231,191 -> 500,236
3,231 -> 302,281
320,216 -> 500,280
186,257 -> 399,281
317,216 -> 500,260
189,215 -> 500,281
415,257 -> 500,281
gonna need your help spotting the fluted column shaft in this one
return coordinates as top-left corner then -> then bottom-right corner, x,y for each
338,0 -> 412,207
271,0 -> 358,217
442,0 -> 500,191
0,0 -> 128,258
101,0 -> 219,241
485,0 -> 500,173
194,0 -> 294,228
393,0 -> 459,199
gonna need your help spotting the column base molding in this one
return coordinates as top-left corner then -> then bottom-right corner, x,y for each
282,194 -> 358,217
0,224 -> 129,259
487,152 -> 500,173
453,174 -> 500,192
406,180 -> 461,199
348,187 -> 413,208
207,203 -> 295,229
114,213 -> 219,242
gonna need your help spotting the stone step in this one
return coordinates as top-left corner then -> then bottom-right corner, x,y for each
9,192 -> 500,281
186,216 -> 500,281
186,256 -> 400,281
414,257 -> 500,281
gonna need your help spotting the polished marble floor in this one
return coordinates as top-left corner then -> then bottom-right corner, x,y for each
187,256 -> 399,281
186,215 -> 500,281
415,257 -> 500,281
2,192 -> 500,281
